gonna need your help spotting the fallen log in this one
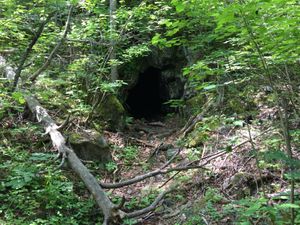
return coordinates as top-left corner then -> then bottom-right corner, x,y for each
25,94 -> 123,224
25,94 -> 171,224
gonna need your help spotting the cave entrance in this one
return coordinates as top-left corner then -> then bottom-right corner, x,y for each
126,67 -> 163,119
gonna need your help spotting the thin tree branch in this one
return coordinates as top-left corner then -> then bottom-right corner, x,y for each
126,188 -> 174,218
100,128 -> 273,189
100,149 -> 180,189
29,5 -> 73,83
110,0 -> 118,81
11,13 -> 54,91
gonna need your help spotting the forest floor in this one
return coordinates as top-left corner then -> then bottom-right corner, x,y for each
1,101 -> 299,224
98,109 -> 296,224
103,116 -> 181,199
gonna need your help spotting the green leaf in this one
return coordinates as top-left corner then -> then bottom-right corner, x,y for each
233,120 -> 244,127
29,153 -> 54,161
244,202 -> 262,216
166,27 -> 180,37
203,84 -> 217,91
171,0 -> 186,13
151,33 -> 162,45
5,179 -> 27,189
100,80 -> 127,94
12,92 -> 25,104
278,203 -> 300,209
225,145 -> 233,152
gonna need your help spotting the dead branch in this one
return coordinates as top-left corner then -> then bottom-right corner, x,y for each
147,121 -> 166,127
25,94 -> 122,224
126,188 -> 173,218
102,128 -> 274,190
127,137 -> 156,148
25,93 -> 177,224
181,127 -> 274,167
12,12 -> 54,90
100,149 -> 180,189
57,114 -> 71,130
148,143 -> 175,160
0,48 -> 16,55
85,91 -> 107,125
100,152 -> 222,189
178,98 -> 213,137
183,113 -> 204,136
180,113 -> 203,137
155,128 -> 177,138
163,201 -> 192,219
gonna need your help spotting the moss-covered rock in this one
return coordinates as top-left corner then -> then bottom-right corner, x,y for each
68,130 -> 112,165
222,172 -> 253,199
95,94 -> 125,130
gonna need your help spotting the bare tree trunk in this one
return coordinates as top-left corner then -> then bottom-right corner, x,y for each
24,94 -> 123,224
29,5 -> 73,83
25,94 -> 173,224
109,0 -> 118,81
12,13 -> 54,91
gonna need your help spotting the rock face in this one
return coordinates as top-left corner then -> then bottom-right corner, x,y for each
69,130 -> 112,165
160,69 -> 184,103
121,47 -> 186,116
146,48 -> 186,106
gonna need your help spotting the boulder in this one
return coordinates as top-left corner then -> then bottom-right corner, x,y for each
69,130 -> 112,165
94,94 -> 125,130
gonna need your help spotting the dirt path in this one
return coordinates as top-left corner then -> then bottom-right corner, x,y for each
101,116 -> 184,223
104,115 -> 182,159
101,113 -> 289,224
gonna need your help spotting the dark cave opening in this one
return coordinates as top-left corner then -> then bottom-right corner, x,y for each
126,67 -> 163,119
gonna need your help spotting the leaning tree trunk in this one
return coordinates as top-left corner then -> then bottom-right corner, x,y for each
24,94 -> 124,224
24,94 -> 173,224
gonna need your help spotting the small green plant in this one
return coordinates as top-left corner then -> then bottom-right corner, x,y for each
140,193 -> 156,207
125,197 -> 139,210
204,188 -> 223,204
123,218 -> 138,225
186,147 -> 201,161
183,215 -> 206,225
221,197 -> 300,225
124,116 -> 134,126
100,80 -> 127,94
164,99 -> 185,109
121,145 -> 139,163
105,161 -> 118,172
0,126 -> 103,225
175,193 -> 185,201
187,116 -> 221,147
